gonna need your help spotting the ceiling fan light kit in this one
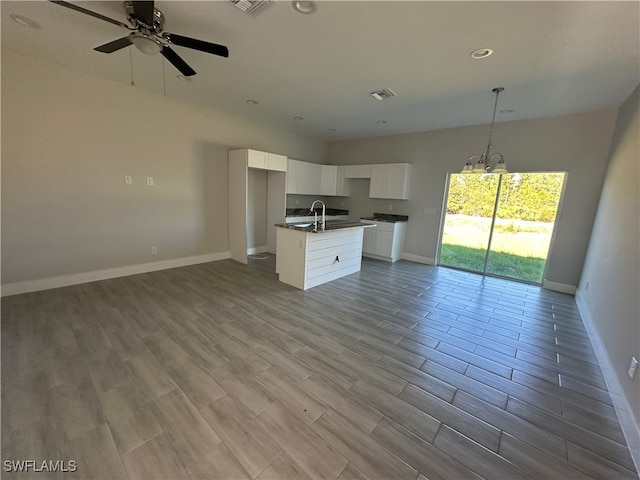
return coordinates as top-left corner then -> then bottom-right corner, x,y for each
50,0 -> 229,77
460,87 -> 509,175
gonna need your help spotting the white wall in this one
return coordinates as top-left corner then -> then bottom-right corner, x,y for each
576,85 -> 640,471
1,51 -> 326,288
327,109 -> 618,289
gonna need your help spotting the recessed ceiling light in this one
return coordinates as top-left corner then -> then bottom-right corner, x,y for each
176,75 -> 193,82
376,120 -> 387,124
500,109 -> 514,114
10,14 -> 41,28
470,48 -> 493,60
246,99 -> 259,105
294,116 -> 304,121
292,1 -> 316,14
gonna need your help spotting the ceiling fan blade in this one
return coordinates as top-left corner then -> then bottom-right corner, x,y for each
94,36 -> 133,54
131,1 -> 155,27
49,1 -> 131,29
161,46 -> 196,77
163,33 -> 229,58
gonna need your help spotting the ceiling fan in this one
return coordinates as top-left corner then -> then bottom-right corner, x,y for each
50,0 -> 229,77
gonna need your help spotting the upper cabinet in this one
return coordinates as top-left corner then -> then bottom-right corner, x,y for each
245,149 -> 287,172
336,166 -> 351,196
343,164 -> 372,178
285,159 -> 410,199
369,163 -> 412,200
320,165 -> 338,196
287,159 -> 321,195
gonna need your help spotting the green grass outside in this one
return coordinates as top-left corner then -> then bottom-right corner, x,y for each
440,244 -> 546,283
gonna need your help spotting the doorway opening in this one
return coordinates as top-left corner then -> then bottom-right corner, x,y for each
438,172 -> 566,284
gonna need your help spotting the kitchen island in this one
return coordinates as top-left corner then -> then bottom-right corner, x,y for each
275,221 -> 374,290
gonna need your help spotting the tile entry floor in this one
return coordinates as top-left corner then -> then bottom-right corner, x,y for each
2,256 -> 638,479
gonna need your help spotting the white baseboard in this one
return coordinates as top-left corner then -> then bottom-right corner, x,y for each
401,253 -> 436,265
542,279 -> 577,294
1,251 -> 231,297
576,291 -> 640,475
247,245 -> 269,255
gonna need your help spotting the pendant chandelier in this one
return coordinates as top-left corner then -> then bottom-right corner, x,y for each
461,87 -> 508,174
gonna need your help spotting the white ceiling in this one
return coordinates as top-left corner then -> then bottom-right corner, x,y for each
2,1 -> 639,141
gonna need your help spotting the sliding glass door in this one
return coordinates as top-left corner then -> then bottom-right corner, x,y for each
439,172 -> 565,284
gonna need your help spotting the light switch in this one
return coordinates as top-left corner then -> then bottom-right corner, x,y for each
147,177 -> 154,186
124,176 -> 132,184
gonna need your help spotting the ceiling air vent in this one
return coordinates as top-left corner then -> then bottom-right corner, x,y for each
370,88 -> 397,101
230,0 -> 271,14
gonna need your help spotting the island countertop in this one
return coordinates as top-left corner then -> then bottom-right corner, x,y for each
274,220 -> 376,233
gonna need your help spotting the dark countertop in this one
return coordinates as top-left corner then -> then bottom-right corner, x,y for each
275,220 -> 375,233
286,208 -> 349,217
361,212 -> 409,223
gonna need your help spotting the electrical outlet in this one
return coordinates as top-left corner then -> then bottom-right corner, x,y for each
387,204 -> 393,211
124,176 -> 132,184
147,177 -> 154,186
628,357 -> 638,379
151,246 -> 158,255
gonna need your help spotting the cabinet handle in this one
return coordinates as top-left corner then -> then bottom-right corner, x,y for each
335,255 -> 341,263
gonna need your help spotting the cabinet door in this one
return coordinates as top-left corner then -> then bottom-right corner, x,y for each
268,153 -> 287,172
247,150 -> 268,169
369,165 -> 387,198
303,162 -> 322,195
343,165 -> 372,178
386,164 -> 411,199
362,228 -> 376,254
369,163 -> 411,199
286,159 -> 301,194
336,166 -> 351,196
373,230 -> 394,257
320,165 -> 337,196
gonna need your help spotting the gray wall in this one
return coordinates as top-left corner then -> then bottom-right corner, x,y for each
1,51 -> 326,285
577,85 -> 639,459
327,109 -> 618,288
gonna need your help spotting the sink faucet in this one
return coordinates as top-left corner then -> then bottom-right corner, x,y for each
310,200 -> 326,231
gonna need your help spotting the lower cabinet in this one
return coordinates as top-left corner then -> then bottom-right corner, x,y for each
276,227 -> 365,290
361,220 -> 406,262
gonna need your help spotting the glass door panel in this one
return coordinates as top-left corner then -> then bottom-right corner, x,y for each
439,174 -> 500,273
485,173 -> 565,283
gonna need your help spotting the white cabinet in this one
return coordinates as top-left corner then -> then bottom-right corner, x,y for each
246,149 -> 287,172
267,153 -> 287,172
276,226 -> 365,290
336,166 -> 351,196
287,159 -> 322,194
320,165 -> 337,196
343,164 -> 372,178
369,163 -> 412,199
360,220 -> 407,262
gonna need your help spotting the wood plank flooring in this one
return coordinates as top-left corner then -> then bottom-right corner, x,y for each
2,256 -> 638,479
